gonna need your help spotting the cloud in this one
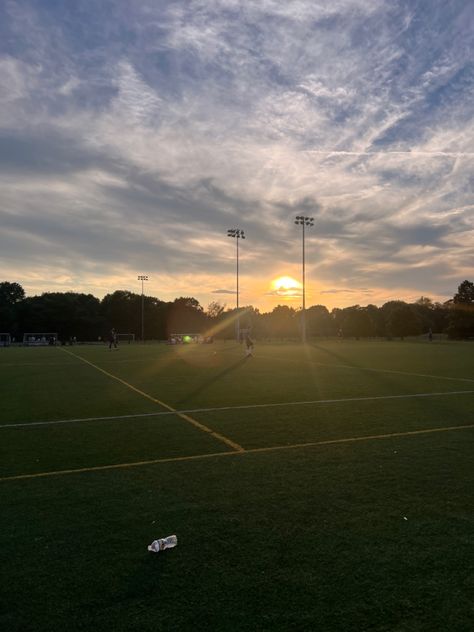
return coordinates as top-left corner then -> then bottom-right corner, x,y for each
0,0 -> 472,308
265,289 -> 302,298
0,56 -> 40,105
321,289 -> 370,295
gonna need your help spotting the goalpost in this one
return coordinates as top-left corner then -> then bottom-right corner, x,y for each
116,333 -> 135,344
0,333 -> 11,347
23,333 -> 58,346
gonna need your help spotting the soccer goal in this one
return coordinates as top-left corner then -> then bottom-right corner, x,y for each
23,333 -> 58,346
0,333 -> 11,347
116,333 -> 135,344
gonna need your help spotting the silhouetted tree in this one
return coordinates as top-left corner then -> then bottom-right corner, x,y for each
453,280 -> 474,305
307,305 -> 334,337
331,308 -> 345,336
166,297 -> 206,335
0,281 -> 25,334
447,280 -> 474,338
101,291 -> 141,337
366,304 -> 385,337
262,305 -> 298,339
18,292 -> 102,341
206,301 -> 226,319
340,305 -> 373,338
382,301 -> 422,339
6,279 -> 473,344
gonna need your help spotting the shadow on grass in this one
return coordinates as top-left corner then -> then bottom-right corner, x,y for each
214,343 -> 244,355
310,341 -> 361,368
309,341 -> 425,396
309,341 -> 468,424
176,356 -> 248,406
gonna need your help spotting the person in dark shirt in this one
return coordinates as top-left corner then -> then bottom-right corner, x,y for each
109,328 -> 118,350
245,333 -> 254,357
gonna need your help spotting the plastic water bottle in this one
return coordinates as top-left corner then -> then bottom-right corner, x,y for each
148,535 -> 178,552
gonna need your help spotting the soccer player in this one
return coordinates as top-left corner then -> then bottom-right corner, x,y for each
245,333 -> 254,357
108,328 -> 118,350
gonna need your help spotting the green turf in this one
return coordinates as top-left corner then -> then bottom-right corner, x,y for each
1,340 -> 473,631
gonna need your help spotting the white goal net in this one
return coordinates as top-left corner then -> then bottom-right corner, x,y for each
116,333 -> 135,344
0,333 -> 11,347
23,333 -> 58,346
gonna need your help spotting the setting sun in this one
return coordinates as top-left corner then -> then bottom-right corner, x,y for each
271,276 -> 302,296
272,276 -> 301,290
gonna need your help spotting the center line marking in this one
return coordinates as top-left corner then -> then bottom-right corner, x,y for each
59,348 -> 244,452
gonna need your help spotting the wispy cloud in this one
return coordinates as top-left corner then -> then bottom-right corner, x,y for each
265,289 -> 302,298
0,0 -> 472,309
321,289 -> 371,295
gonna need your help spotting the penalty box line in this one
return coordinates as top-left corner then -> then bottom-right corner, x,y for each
1,423 -> 474,483
59,348 -> 244,453
2,389 -> 474,429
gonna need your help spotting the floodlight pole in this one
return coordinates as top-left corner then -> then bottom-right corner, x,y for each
138,275 -> 148,343
294,216 -> 314,343
236,235 -> 240,311
227,228 -> 245,341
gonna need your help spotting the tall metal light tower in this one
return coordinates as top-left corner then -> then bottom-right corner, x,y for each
137,275 -> 148,343
227,228 -> 245,340
294,216 -> 314,343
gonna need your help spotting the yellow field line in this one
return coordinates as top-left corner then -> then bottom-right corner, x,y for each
59,348 -> 244,452
1,422 -> 473,483
0,451 -> 234,481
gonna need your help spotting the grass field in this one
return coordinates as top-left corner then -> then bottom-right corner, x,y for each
1,340 -> 473,631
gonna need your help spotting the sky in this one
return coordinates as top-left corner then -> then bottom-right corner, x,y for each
0,0 -> 473,312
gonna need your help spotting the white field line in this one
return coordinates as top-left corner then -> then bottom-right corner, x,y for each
4,343 -> 474,382
2,389 -> 474,429
2,422 -> 474,482
0,360 -> 146,367
254,350 -> 474,385
0,362 -> 79,367
5,351 -> 474,381
311,361 -> 474,384
58,348 -> 244,452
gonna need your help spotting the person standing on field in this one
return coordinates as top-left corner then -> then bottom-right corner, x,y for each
108,328 -> 118,350
245,333 -> 254,357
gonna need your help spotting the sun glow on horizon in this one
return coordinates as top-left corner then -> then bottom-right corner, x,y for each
270,276 -> 302,298
272,276 -> 301,291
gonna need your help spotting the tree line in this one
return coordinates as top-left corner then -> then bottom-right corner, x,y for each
1,280 -> 474,342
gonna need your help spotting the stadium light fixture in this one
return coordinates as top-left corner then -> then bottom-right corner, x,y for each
227,229 -> 245,340
138,275 -> 149,343
294,216 -> 314,343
